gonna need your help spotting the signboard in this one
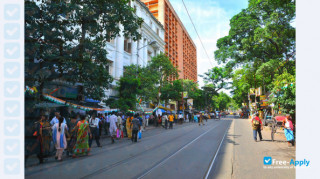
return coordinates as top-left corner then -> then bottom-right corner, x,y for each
260,95 -> 266,101
187,99 -> 193,106
249,88 -> 255,95
255,87 -> 261,96
183,92 -> 188,98
261,101 -> 269,107
44,85 -> 79,99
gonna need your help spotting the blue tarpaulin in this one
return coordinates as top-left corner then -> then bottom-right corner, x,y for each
85,98 -> 100,103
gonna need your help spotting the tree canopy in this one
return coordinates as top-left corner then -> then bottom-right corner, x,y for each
25,0 -> 143,100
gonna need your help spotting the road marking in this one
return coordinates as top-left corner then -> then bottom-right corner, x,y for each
138,122 -> 222,179
204,121 -> 231,179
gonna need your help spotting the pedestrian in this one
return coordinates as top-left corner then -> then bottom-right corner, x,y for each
163,113 -> 168,129
67,115 -> 78,157
89,114 -> 102,148
283,115 -> 294,147
117,113 -> 122,131
34,115 -> 52,163
105,113 -> 111,136
52,116 -> 69,161
169,114 -> 174,129
194,114 -> 198,123
252,113 -> 263,142
131,114 -> 141,143
199,113 -> 204,126
50,111 -> 66,126
157,114 -> 161,127
126,114 -> 133,139
146,113 -> 150,127
141,113 -> 146,131
174,113 -> 178,124
109,112 -> 118,143
98,114 -> 104,137
104,113 -> 109,135
73,115 -> 92,157
178,113 -> 183,124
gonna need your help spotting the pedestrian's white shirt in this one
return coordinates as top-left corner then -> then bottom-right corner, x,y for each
89,118 -> 100,128
179,114 -> 182,118
163,115 -> 168,121
117,116 -> 122,125
109,115 -> 118,132
110,115 -> 117,126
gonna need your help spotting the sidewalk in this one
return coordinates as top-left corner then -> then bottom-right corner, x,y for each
210,118 -> 295,179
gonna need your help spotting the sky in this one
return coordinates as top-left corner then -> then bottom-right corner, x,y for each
169,0 -> 248,89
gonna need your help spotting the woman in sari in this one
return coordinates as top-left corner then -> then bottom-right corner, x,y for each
67,115 -> 78,157
283,115 -> 294,147
35,115 -> 52,163
126,114 -> 133,139
73,115 -> 92,157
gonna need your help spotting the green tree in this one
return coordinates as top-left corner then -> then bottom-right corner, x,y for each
199,66 -> 232,95
269,70 -> 295,116
160,80 -> 183,105
215,0 -> 295,68
25,0 -> 143,101
215,92 -> 232,111
148,53 -> 178,105
106,65 -> 142,112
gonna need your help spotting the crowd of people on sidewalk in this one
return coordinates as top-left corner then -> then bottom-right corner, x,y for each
26,108 -> 217,165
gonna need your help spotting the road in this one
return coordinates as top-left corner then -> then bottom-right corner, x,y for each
25,117 -> 295,179
26,119 -> 231,179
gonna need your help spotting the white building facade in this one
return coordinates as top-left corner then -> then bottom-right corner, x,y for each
103,0 -> 165,101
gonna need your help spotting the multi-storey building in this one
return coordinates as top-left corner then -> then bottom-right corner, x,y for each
104,0 -> 166,101
141,0 -> 197,82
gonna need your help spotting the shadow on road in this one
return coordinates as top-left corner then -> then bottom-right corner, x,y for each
225,134 -> 241,146
261,139 -> 289,143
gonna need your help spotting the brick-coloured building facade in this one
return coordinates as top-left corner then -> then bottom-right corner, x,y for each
141,0 -> 197,82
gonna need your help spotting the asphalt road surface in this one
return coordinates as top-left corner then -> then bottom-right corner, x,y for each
25,119 -> 231,179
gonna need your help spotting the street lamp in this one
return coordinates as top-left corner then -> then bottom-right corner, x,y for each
138,40 -> 156,51
135,40 -> 157,111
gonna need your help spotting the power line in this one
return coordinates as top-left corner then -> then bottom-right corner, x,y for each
181,0 -> 214,68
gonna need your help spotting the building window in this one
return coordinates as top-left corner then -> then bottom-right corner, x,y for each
107,32 -> 115,44
148,51 -> 152,62
124,38 -> 132,53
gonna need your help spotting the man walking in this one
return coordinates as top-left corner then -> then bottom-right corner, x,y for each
178,113 -> 183,124
252,113 -> 263,142
131,114 -> 141,143
141,113 -> 146,131
104,113 -> 109,135
168,114 -> 174,129
89,114 -> 102,148
109,112 -> 118,143
145,113 -> 150,127
162,113 -> 168,129
199,113 -> 205,126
